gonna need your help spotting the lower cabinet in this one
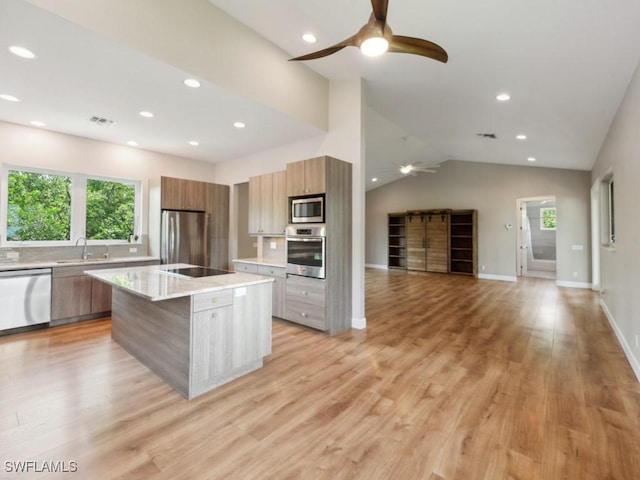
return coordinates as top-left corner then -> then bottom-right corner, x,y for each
233,261 -> 285,319
189,284 -> 272,397
51,259 -> 159,325
285,275 -> 326,331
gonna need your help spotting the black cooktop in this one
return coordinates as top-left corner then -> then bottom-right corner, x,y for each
165,267 -> 236,278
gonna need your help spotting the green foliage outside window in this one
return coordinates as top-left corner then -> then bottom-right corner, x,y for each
86,179 -> 135,240
6,170 -> 136,242
541,207 -> 557,230
7,171 -> 71,241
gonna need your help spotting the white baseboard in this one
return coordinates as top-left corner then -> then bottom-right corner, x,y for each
351,316 -> 367,329
478,273 -> 517,282
365,264 -> 388,270
556,280 -> 593,289
600,299 -> 640,383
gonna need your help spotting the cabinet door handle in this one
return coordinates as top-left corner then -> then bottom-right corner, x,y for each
302,290 -> 308,296
210,312 -> 218,319
211,297 -> 218,303
301,312 -> 308,318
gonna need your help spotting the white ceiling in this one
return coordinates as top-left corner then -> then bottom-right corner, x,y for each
2,0 -> 640,189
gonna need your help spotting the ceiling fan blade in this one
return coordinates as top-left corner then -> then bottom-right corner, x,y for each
289,35 -> 358,61
389,35 -> 448,63
371,0 -> 389,22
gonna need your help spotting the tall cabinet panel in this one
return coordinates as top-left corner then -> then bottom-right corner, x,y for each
286,156 -> 326,196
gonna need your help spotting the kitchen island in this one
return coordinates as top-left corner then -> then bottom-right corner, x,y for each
86,264 -> 273,399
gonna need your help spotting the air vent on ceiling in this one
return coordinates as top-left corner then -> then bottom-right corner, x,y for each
476,133 -> 497,139
89,116 -> 116,127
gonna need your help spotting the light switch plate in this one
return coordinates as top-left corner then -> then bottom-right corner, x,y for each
571,244 -> 584,251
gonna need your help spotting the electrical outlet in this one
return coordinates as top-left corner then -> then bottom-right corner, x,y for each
573,271 -> 578,279
270,242 -> 277,250
481,265 -> 485,271
129,247 -> 137,253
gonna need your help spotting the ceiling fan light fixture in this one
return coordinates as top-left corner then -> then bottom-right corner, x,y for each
400,165 -> 413,174
302,33 -> 317,44
360,36 -> 389,57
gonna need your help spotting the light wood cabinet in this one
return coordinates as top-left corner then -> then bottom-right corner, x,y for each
285,275 -> 326,331
233,261 -> 285,319
249,171 -> 287,235
161,176 -> 207,211
406,210 -> 450,273
258,265 -> 286,319
286,156 -> 326,196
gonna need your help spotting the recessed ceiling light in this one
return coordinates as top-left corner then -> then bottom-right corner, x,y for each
139,111 -> 154,118
302,33 -> 317,43
188,141 -> 199,146
127,141 -> 138,147
371,177 -> 378,182
516,134 -> 527,140
9,45 -> 36,59
0,94 -> 20,102
496,93 -> 511,102
527,157 -> 536,162
234,121 -> 246,129
30,121 -> 46,127
184,78 -> 201,88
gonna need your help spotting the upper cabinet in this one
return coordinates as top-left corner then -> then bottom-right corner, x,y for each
249,171 -> 287,235
286,156 -> 326,196
161,176 -> 207,211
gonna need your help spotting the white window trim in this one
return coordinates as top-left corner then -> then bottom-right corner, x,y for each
1,164 -> 142,246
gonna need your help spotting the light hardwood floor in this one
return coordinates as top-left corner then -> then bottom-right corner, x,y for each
1,269 -> 640,479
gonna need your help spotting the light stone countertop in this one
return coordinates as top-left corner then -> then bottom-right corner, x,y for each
0,256 -> 159,272
233,257 -> 286,268
85,263 -> 274,302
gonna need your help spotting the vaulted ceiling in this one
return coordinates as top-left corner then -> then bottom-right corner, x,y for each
2,0 -> 640,189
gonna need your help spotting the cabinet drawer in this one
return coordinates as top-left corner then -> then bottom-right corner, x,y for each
286,276 -> 325,307
192,289 -> 233,313
285,300 -> 326,331
258,265 -> 286,278
234,262 -> 258,274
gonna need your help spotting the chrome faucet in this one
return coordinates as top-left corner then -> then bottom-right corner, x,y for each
75,236 -> 92,261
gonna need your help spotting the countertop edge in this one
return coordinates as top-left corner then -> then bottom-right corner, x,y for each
0,256 -> 159,272
233,257 -> 286,268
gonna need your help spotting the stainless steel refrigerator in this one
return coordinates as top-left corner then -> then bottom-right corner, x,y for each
161,210 -> 210,266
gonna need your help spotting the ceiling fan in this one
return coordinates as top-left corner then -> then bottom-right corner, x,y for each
289,0 -> 448,62
398,161 -> 440,176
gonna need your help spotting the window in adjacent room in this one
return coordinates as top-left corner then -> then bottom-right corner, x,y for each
540,207 -> 557,230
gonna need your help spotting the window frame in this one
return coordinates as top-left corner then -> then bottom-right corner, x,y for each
1,164 -> 142,246
540,207 -> 557,231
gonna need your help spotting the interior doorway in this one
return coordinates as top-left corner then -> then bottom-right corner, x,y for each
516,196 -> 557,280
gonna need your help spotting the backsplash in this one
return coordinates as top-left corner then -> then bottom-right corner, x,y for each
0,240 -> 150,265
261,237 -> 285,259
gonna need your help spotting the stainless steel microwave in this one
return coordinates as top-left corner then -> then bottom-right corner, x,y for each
290,195 -> 324,224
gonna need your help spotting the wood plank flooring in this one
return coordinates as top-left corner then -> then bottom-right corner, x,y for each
1,269 -> 640,479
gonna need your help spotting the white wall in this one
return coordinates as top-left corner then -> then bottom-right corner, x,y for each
591,60 -> 640,381
0,120 -> 217,241
366,160 -> 591,285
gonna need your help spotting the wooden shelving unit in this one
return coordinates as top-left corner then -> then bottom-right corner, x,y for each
387,213 -> 407,269
449,210 -> 478,277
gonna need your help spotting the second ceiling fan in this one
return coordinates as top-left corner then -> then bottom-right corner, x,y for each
290,0 -> 448,63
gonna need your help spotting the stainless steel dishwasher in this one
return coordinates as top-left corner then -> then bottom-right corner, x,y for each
0,268 -> 52,333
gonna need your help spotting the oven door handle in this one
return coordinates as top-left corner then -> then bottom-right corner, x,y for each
287,237 -> 323,242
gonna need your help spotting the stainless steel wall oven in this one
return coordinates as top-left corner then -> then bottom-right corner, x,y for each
286,225 -> 326,279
